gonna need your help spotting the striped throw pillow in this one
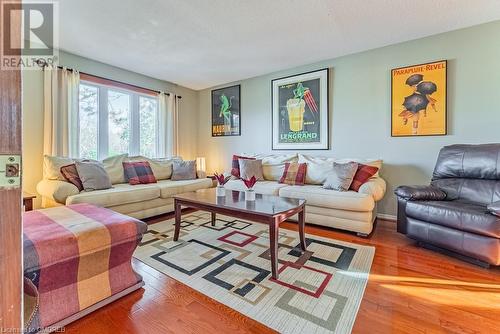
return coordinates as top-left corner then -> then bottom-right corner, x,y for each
279,162 -> 307,185
349,163 -> 379,191
123,161 -> 157,185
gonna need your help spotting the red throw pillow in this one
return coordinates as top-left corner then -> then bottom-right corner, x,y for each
350,163 -> 379,191
60,164 -> 84,191
231,155 -> 255,178
123,161 -> 157,185
279,162 -> 307,185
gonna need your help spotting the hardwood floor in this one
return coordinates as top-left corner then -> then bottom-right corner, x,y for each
64,216 -> 500,334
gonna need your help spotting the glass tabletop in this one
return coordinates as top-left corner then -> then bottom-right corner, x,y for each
174,188 -> 305,216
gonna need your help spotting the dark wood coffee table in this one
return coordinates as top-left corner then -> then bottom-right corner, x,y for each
173,188 -> 307,279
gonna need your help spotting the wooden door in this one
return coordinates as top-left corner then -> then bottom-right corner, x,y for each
0,0 -> 22,330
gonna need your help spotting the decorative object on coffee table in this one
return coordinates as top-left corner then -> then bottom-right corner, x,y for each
173,188 -> 306,279
242,176 -> 257,201
23,192 -> 36,211
214,172 -> 230,196
272,68 -> 329,150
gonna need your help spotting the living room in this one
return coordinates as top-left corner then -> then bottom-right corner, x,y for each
1,1 -> 499,333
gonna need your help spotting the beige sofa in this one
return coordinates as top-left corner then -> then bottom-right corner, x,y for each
36,154 -> 212,219
224,154 -> 386,236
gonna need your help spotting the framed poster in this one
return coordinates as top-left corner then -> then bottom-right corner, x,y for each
391,60 -> 447,137
272,69 -> 329,150
212,84 -> 241,136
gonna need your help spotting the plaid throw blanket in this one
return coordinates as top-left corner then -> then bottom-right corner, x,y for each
23,204 -> 148,332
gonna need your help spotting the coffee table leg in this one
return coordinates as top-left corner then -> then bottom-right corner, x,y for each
269,218 -> 279,279
298,207 -> 306,251
211,212 -> 216,226
173,200 -> 181,241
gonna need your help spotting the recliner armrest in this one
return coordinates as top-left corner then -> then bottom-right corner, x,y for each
487,201 -> 500,217
394,185 -> 446,201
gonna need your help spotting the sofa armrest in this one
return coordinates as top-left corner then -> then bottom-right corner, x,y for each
36,179 -> 79,205
487,201 -> 500,217
394,185 -> 446,201
358,177 -> 386,201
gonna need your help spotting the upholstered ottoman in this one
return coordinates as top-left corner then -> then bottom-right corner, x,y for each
23,204 -> 148,332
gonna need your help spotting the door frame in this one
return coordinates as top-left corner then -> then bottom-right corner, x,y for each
0,0 -> 22,331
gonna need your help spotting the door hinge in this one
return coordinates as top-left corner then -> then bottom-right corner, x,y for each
0,155 -> 21,189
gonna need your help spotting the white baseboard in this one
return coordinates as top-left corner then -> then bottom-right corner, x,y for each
377,213 -> 397,221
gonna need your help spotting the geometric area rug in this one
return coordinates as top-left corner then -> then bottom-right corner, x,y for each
134,211 -> 375,334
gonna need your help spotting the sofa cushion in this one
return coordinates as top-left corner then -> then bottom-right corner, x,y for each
103,154 -> 128,184
156,178 -> 213,198
323,162 -> 359,191
298,154 -> 335,185
44,155 -> 75,181
238,159 -> 264,181
123,161 -> 157,185
335,158 -> 382,177
350,164 -> 379,192
279,185 -> 375,212
75,161 -> 112,191
231,155 -> 255,178
298,155 -> 382,185
128,156 -> 176,180
251,154 -> 298,181
405,200 -> 500,238
60,164 -> 84,191
279,162 -> 307,185
66,183 -> 160,207
171,160 -> 197,181
225,179 -> 289,195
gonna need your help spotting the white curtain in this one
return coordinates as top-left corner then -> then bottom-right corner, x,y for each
158,92 -> 179,158
43,66 -> 80,157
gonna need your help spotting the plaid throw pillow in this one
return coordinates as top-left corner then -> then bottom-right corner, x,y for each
60,164 -> 84,191
231,155 -> 255,178
279,162 -> 307,185
123,161 -> 157,185
349,163 -> 379,191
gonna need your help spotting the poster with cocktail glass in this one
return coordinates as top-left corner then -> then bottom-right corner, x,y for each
272,69 -> 329,150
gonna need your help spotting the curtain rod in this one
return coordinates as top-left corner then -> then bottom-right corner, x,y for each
54,65 -> 182,99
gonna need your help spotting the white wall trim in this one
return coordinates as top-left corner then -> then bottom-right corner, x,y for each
377,213 -> 397,222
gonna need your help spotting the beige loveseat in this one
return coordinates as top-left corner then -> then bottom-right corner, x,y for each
224,154 -> 386,236
36,154 -> 212,219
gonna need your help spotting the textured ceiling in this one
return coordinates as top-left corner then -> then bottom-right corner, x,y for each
59,0 -> 500,90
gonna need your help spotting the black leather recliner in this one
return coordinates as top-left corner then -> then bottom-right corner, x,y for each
395,144 -> 500,267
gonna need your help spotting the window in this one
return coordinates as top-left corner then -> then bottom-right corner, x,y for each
78,84 -> 99,160
78,81 -> 159,160
107,90 -> 131,156
139,96 -> 158,157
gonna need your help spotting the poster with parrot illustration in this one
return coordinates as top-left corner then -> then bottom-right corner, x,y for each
391,60 -> 447,136
272,68 -> 329,150
212,85 -> 241,136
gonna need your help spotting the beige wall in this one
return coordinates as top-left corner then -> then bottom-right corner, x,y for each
196,21 -> 500,217
22,51 -> 199,208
